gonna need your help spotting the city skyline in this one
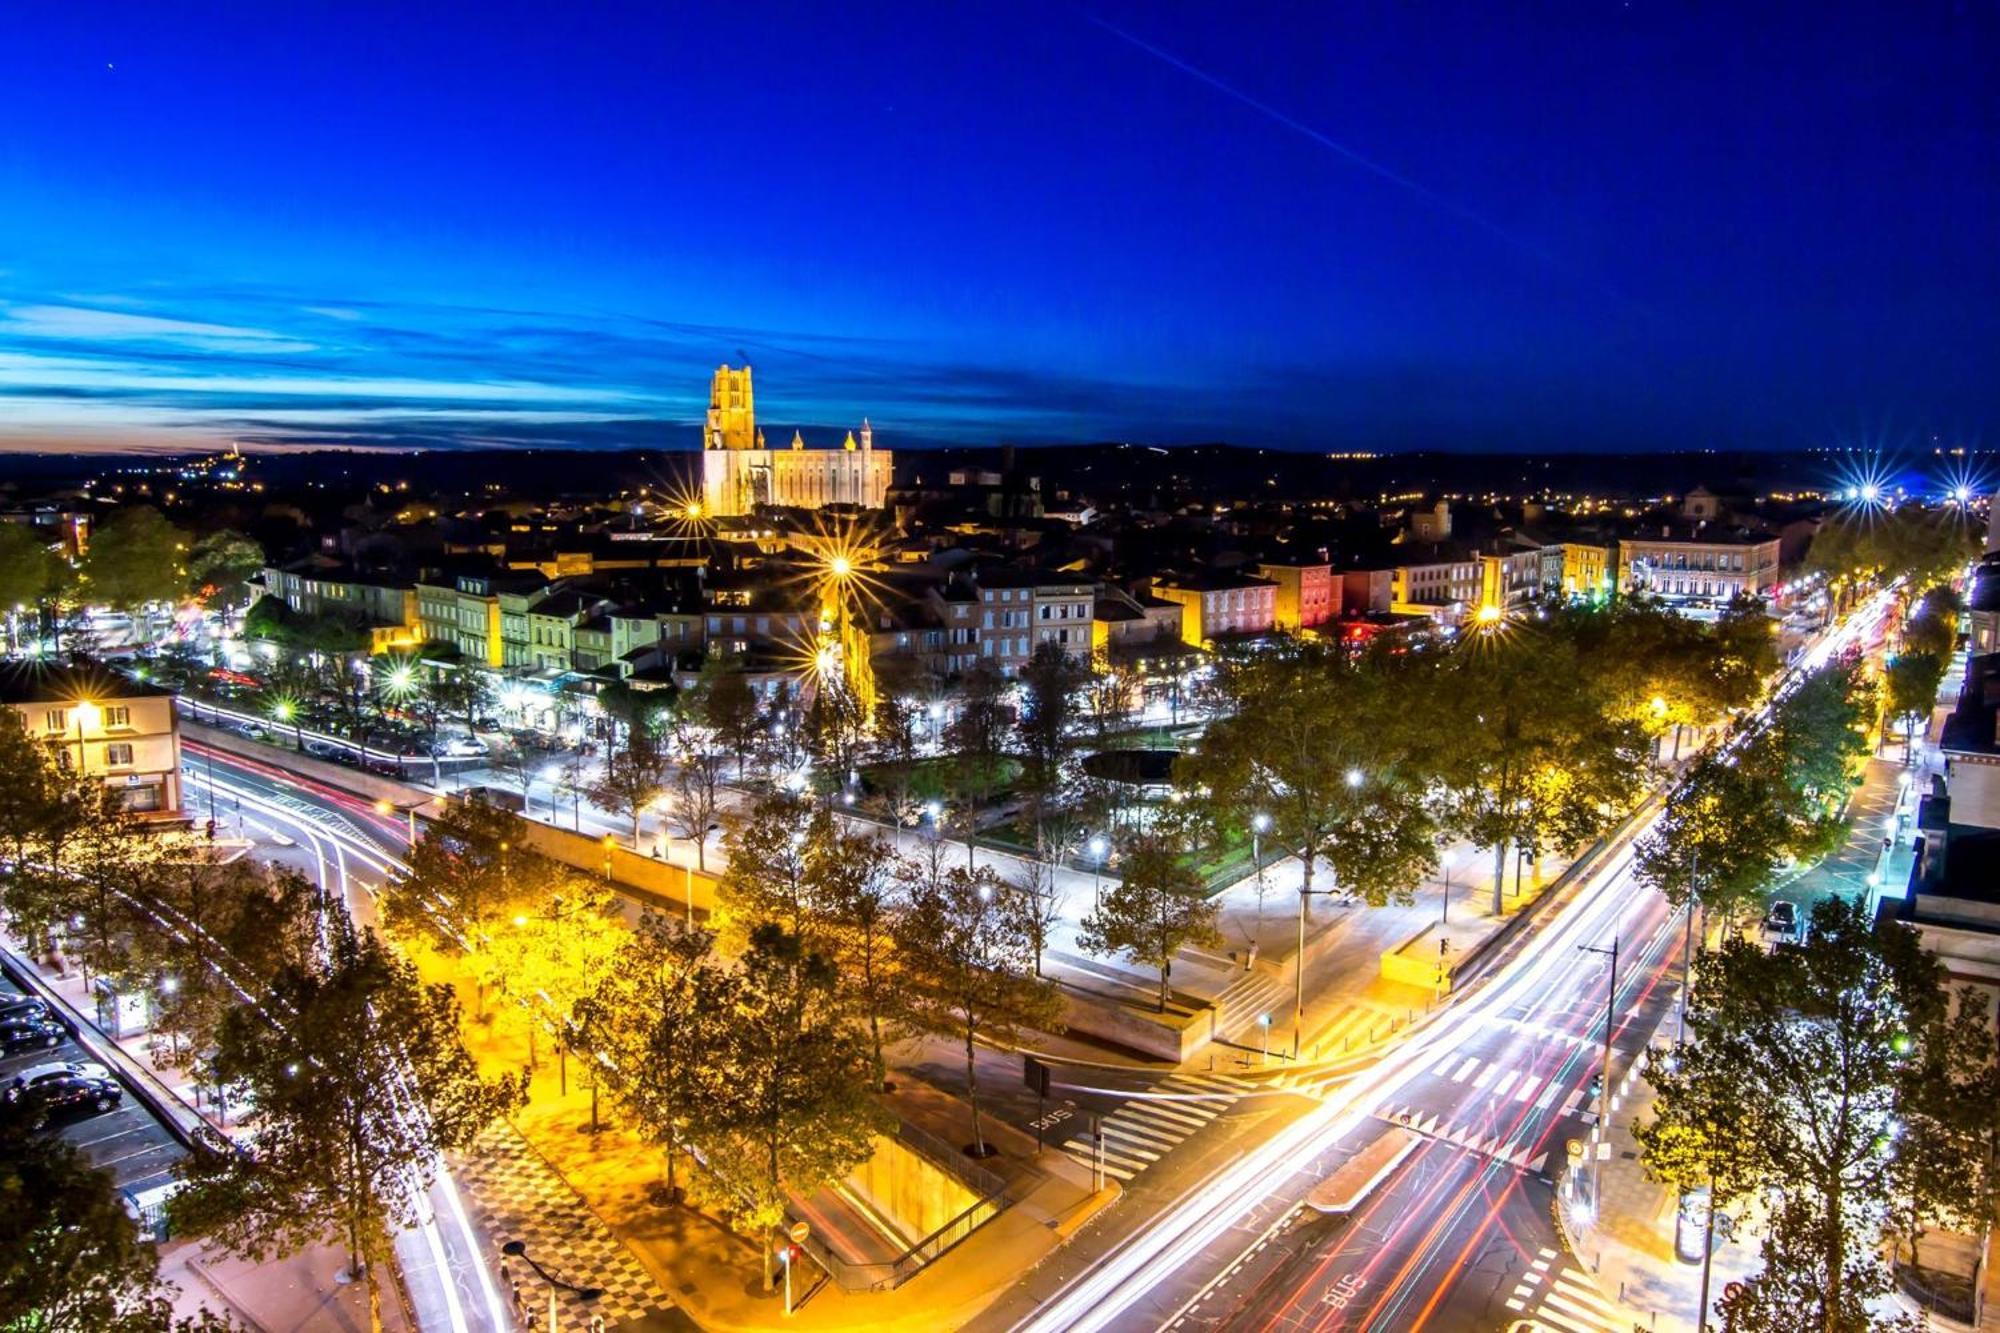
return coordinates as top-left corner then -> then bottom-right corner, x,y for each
3,3 -> 1997,456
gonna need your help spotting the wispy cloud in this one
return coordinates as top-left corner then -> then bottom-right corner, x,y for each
0,303 -> 320,355
0,280 -> 1280,454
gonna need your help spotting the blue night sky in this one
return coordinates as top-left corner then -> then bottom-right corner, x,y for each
1,2 -> 1995,455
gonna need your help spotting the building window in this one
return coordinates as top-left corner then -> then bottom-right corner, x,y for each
104,706 -> 130,728
105,742 -> 134,767
44,709 -> 67,732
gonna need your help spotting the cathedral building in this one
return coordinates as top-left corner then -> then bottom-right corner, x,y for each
698,366 -> 892,517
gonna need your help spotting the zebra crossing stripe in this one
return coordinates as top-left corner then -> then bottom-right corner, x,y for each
1490,1070 -> 1518,1099
1103,1121 -> 1180,1152
1450,1057 -> 1479,1082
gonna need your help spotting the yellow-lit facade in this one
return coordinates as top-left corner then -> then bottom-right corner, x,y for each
698,366 -> 893,517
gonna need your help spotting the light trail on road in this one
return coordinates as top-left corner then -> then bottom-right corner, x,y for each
183,747 -> 510,1333
1018,590 -> 1896,1333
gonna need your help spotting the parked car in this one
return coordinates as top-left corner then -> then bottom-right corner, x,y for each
0,1013 -> 66,1054
0,995 -> 52,1024
7,1060 -> 123,1121
1762,900 -> 1801,941
436,736 -> 488,758
461,786 -> 525,813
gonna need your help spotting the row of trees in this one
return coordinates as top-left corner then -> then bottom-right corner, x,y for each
0,504 -> 264,642
1806,505 -> 1981,615
1636,657 -> 1877,927
1641,899 -> 2000,1333
0,711 -> 520,1331
1175,598 -> 1777,920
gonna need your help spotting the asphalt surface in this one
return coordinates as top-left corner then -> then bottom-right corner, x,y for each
1133,885 -> 1684,1333
0,964 -> 186,1199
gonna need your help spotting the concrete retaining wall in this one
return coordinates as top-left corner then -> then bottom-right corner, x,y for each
184,721 -> 437,811
508,818 -> 718,919
1058,985 -> 1212,1062
843,1132 -> 983,1249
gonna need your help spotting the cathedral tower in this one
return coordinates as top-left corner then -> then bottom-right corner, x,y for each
705,365 -> 757,450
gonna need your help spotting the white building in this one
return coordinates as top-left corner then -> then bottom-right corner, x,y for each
698,366 -> 892,517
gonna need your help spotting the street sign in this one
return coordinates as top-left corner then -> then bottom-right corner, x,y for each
789,1221 -> 810,1244
1024,1055 -> 1053,1096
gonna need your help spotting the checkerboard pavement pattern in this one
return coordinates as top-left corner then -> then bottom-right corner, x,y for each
454,1120 -> 678,1330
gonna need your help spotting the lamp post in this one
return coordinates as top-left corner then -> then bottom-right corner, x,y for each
1250,812 -> 1271,965
1439,847 -> 1457,925
1578,934 -> 1620,1206
71,699 -> 98,778
1088,835 -> 1109,912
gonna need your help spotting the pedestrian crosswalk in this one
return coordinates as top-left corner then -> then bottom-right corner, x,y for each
1504,1248 -> 1626,1332
1060,1072 -> 1250,1182
1423,1050 -> 1598,1120
1374,1104 -> 1557,1175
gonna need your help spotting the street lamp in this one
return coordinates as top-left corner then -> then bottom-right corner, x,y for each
71,699 -> 99,776
1088,835 -> 1109,911
1439,846 -> 1457,925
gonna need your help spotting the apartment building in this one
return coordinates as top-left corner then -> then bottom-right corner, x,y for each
1255,558 -> 1337,631
1616,526 -> 1782,603
1147,572 -> 1277,646
1,663 -> 182,822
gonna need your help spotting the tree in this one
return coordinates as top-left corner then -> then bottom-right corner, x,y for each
1015,641 -> 1088,835
1752,661 -> 1874,817
1635,753 -> 1795,929
472,883 -> 625,1087
1079,828 -> 1221,1012
1443,632 -> 1644,913
1083,651 -> 1135,743
589,740 -> 664,843
172,918 -> 522,1333
1883,651 -> 1946,763
716,793 -> 819,944
0,522 -> 63,653
485,736 -> 541,814
810,821 -> 904,1090
0,710 -> 111,952
894,847 -> 1063,1156
944,661 -> 1013,856
383,797 -> 551,967
137,859 -> 319,1079
572,912 -> 728,1197
80,506 -> 187,616
802,674 -> 870,790
1640,898 -> 2000,1333
185,529 -> 265,613
700,661 -> 762,779
1902,584 -> 1961,660
696,925 -> 889,1290
1184,642 -> 1441,909
664,745 -> 725,871
0,1100 -> 231,1332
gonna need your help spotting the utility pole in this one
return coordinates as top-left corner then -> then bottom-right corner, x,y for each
1579,934 -> 1619,1205
1678,846 -> 1698,1046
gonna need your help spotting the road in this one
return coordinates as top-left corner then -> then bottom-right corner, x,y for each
182,743 -> 511,1333
1006,589 -> 1895,1333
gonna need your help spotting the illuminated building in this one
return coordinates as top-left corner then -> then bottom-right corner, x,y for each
698,366 -> 892,517
0,663 -> 183,821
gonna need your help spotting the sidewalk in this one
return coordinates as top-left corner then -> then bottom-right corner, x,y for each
5,940 -> 415,1332
414,940 -> 1116,1333
1555,1033 -> 1759,1331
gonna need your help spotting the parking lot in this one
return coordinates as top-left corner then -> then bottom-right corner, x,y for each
0,964 -> 186,1198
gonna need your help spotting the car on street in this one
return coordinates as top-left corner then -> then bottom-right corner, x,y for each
1763,899 -> 1801,941
7,1060 -> 124,1121
0,1013 -> 67,1054
0,995 -> 52,1024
